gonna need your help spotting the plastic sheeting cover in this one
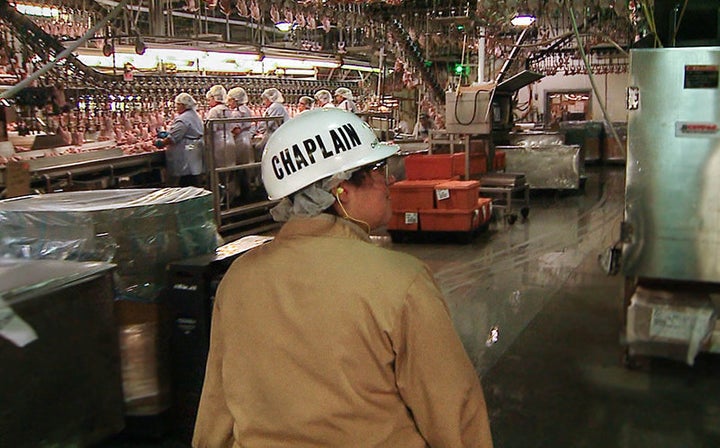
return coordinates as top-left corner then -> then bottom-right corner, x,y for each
0,187 -> 220,301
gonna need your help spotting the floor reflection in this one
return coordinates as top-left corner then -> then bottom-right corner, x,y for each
390,165 -> 626,374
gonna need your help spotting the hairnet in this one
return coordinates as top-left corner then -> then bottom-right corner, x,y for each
206,84 -> 227,102
334,87 -> 353,100
269,169 -> 354,222
227,87 -> 249,104
298,96 -> 314,106
314,89 -> 332,104
174,92 -> 197,109
261,88 -> 284,104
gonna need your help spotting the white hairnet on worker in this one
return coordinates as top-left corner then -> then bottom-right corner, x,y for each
314,89 -> 332,104
174,92 -> 197,110
206,84 -> 227,102
334,87 -> 353,100
270,170 -> 354,222
261,88 -> 284,104
227,87 -> 249,105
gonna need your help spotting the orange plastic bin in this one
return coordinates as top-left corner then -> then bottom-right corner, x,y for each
404,154 -> 455,180
434,180 -> 481,210
389,179 -> 446,210
419,208 -> 481,232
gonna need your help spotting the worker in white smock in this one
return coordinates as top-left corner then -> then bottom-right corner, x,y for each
413,112 -> 435,140
227,87 -> 255,164
297,96 -> 314,114
334,87 -> 358,113
204,84 -> 234,169
155,92 -> 204,187
227,86 -> 256,202
255,88 -> 290,159
314,89 -> 335,109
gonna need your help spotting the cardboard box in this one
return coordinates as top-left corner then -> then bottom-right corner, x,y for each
626,286 -> 716,365
115,299 -> 172,416
435,180 -> 481,210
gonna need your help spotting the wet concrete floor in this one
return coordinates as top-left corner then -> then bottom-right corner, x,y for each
391,165 -> 720,448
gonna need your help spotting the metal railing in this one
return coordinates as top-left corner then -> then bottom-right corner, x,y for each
203,115 -> 283,238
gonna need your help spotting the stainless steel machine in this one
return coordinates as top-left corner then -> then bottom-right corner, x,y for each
621,47 -> 720,365
445,70 -> 543,136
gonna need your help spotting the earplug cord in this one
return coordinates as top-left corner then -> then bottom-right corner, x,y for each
335,190 -> 371,234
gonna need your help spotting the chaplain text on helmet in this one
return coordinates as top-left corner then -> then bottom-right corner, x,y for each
270,122 -> 362,180
261,109 -> 399,200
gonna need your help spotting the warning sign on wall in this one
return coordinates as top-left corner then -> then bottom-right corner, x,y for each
684,65 -> 719,89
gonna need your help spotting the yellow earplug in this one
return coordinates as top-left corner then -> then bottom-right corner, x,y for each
336,187 -> 344,195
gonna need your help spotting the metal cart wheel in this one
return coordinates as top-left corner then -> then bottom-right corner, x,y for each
506,214 -> 518,225
521,207 -> 530,219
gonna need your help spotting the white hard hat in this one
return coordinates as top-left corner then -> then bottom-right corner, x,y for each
227,87 -> 249,104
261,109 -> 399,200
261,88 -> 284,103
314,89 -> 332,104
175,92 -> 197,109
206,84 -> 227,102
334,87 -> 353,100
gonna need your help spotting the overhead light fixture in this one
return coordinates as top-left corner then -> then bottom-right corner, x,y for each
341,63 -> 380,73
14,3 -> 60,17
274,21 -> 294,32
511,14 -> 536,27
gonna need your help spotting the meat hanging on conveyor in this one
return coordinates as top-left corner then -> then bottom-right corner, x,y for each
219,0 -> 232,17
269,4 -> 280,24
236,0 -> 248,17
249,0 -> 260,21
296,11 -> 306,28
184,0 -> 199,13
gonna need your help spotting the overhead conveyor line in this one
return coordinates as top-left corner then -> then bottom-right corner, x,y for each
0,0 -> 130,100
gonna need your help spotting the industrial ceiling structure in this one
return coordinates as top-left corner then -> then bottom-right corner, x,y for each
1,0 -> 718,105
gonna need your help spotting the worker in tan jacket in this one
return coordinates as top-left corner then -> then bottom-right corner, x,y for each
193,109 -> 493,448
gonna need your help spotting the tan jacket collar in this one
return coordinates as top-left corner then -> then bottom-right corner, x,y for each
277,214 -> 371,243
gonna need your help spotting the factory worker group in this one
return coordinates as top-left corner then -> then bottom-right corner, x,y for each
157,85 -> 359,195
